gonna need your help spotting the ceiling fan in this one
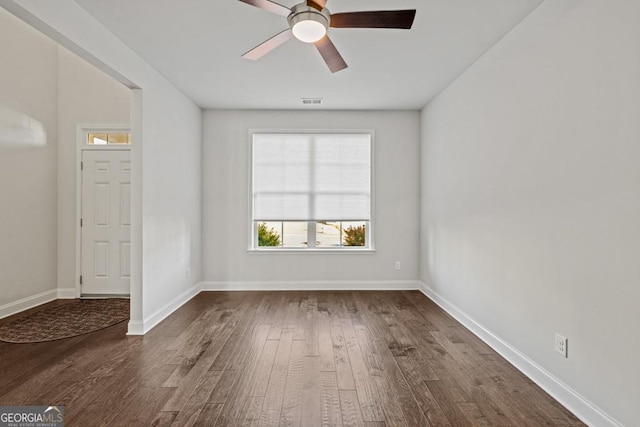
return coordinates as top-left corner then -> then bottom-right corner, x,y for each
238,0 -> 416,73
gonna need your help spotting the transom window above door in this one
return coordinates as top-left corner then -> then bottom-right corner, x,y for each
87,132 -> 131,145
251,132 -> 373,251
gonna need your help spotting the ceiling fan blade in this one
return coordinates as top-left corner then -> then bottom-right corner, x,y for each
242,29 -> 293,60
330,10 -> 416,29
238,0 -> 291,17
307,0 -> 327,11
314,35 -> 348,73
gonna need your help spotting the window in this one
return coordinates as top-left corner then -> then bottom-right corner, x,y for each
251,132 -> 372,250
87,132 -> 131,145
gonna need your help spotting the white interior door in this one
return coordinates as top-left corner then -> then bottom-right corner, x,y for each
81,150 -> 131,295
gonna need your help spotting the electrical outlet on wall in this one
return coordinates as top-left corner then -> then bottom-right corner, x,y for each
395,261 -> 401,270
555,333 -> 568,358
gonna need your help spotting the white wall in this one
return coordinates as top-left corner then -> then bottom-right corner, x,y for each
139,83 -> 202,324
203,110 -> 420,289
421,1 -> 640,425
0,7 -> 58,312
1,0 -> 202,333
57,46 -> 130,296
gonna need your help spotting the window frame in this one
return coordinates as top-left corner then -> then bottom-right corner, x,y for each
248,129 -> 375,253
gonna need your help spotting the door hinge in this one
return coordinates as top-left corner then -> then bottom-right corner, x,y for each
80,161 -> 83,171
80,218 -> 83,227
79,275 -> 83,285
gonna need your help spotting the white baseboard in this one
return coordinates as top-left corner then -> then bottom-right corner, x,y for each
201,280 -> 421,292
0,289 -> 58,319
126,320 -> 144,336
127,282 -> 202,336
418,281 -> 622,427
57,288 -> 77,299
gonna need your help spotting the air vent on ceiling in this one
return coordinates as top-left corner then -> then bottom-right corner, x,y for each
302,98 -> 323,105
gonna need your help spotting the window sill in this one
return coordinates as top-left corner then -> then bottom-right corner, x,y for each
247,248 -> 376,254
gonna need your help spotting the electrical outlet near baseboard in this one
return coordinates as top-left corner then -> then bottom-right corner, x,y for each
555,333 -> 568,358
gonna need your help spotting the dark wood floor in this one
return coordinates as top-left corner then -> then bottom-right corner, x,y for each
0,291 -> 584,426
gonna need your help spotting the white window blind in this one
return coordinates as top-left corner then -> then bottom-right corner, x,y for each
253,133 -> 371,221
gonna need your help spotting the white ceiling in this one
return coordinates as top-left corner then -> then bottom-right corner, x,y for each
74,0 -> 542,110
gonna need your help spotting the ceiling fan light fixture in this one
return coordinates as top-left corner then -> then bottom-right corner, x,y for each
292,18 -> 327,43
287,5 -> 330,43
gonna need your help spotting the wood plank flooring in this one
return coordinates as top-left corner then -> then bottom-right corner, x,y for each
0,291 -> 585,426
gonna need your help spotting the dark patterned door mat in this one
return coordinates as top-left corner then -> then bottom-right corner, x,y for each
0,298 -> 129,343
